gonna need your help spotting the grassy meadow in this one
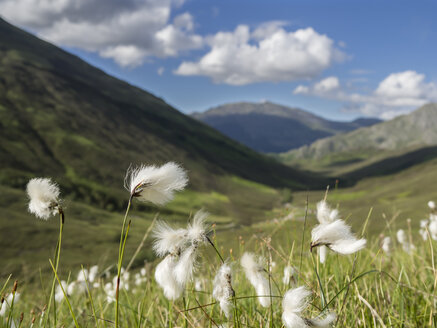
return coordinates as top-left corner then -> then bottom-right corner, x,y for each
2,157 -> 437,327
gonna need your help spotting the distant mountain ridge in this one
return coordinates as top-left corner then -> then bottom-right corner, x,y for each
280,103 -> 437,175
192,102 -> 380,153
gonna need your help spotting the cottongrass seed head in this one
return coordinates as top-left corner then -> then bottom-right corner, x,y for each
26,178 -> 61,220
155,254 -> 184,300
241,252 -> 273,308
213,263 -> 235,319
125,162 -> 188,205
187,210 -> 211,244
316,200 -> 339,224
311,201 -> 366,256
152,221 -> 188,257
282,286 -> 336,328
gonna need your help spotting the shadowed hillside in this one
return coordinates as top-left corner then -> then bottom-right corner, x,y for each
192,102 -> 380,152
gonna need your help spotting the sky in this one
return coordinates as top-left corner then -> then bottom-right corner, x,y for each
1,0 -> 436,121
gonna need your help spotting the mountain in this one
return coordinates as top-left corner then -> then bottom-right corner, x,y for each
0,17 -> 328,206
280,103 -> 437,175
191,102 -> 381,153
0,18 -> 332,276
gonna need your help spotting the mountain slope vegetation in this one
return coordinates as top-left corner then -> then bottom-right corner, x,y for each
280,103 -> 437,175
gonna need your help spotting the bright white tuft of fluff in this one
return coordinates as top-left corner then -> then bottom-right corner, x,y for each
382,236 -> 391,254
26,178 -> 61,220
319,246 -> 328,264
283,265 -> 296,285
55,281 -> 67,303
428,201 -> 436,210
316,200 -> 339,224
187,210 -> 211,244
213,263 -> 235,319
88,265 -> 99,283
282,286 -> 336,328
419,220 -> 429,241
241,252 -> 272,307
396,229 -> 415,253
311,219 -> 366,255
429,215 -> 437,240
155,255 -> 184,300
173,245 -> 198,285
125,162 -> 188,205
0,293 -> 20,317
152,221 -> 188,257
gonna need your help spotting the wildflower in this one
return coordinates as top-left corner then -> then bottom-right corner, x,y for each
104,283 -> 116,304
134,272 -> 147,286
55,281 -> 67,303
0,293 -> 20,317
315,201 -> 340,263
26,178 -> 61,220
241,252 -> 273,307
429,215 -> 437,240
155,255 -> 184,300
419,220 -> 429,241
381,236 -> 391,254
88,265 -> 99,283
125,162 -> 188,205
429,201 -> 436,211
152,221 -> 188,257
213,263 -> 235,319
282,286 -> 336,328
396,229 -> 415,253
174,210 -> 211,284
283,265 -> 296,286
311,201 -> 366,256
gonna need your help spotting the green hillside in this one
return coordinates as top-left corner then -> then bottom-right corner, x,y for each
0,18 -> 327,279
280,103 -> 437,175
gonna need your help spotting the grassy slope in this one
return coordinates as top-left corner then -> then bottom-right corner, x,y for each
279,103 -> 437,175
0,17 -> 329,279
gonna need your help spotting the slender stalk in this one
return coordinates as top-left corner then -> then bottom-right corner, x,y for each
206,236 -> 225,264
298,194 -> 309,284
126,213 -> 158,272
48,260 -> 79,328
81,265 -> 99,328
115,196 -> 133,328
44,209 -> 64,328
6,281 -> 18,328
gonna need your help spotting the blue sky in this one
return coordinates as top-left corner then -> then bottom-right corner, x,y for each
1,0 -> 436,120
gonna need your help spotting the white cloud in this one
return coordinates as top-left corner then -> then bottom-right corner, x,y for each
0,0 -> 203,67
294,71 -> 437,119
174,24 -> 345,85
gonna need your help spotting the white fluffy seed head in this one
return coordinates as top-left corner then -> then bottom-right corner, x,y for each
173,245 -> 198,285
428,201 -> 436,210
152,221 -> 188,257
316,200 -> 339,224
396,229 -> 407,244
319,245 -> 328,264
213,263 -> 234,318
382,236 -> 391,254
125,162 -> 188,205
26,178 -> 61,220
0,293 -> 20,317
283,265 -> 296,285
311,220 -> 366,255
282,286 -> 335,328
187,210 -> 211,244
282,286 -> 311,315
155,255 -> 184,300
241,252 -> 272,307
